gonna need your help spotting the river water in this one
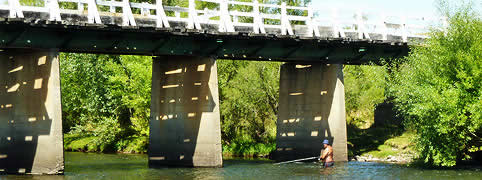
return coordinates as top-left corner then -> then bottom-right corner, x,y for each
1,152 -> 481,179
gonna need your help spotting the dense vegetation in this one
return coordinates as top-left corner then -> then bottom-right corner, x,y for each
61,54 -> 151,152
218,61 -> 280,156
386,5 -> 481,166
344,65 -> 387,128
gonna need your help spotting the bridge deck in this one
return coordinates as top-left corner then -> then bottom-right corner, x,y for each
0,15 -> 409,64
0,0 -> 438,63
0,0 -> 441,63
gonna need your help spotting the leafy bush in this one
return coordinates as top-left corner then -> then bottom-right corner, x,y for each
344,65 -> 388,128
388,5 -> 481,166
218,60 -> 280,153
60,53 -> 151,153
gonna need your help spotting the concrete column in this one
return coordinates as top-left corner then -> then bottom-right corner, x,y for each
275,63 -> 347,162
0,49 -> 64,174
149,55 -> 222,167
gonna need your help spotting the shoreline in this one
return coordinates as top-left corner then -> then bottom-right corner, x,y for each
351,154 -> 412,164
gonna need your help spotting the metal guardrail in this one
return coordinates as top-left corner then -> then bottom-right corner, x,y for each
0,0 -> 447,42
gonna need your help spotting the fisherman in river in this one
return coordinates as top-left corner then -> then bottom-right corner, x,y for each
318,139 -> 334,168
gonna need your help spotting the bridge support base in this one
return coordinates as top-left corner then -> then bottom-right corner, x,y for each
0,49 -> 64,174
149,56 -> 222,167
275,63 -> 347,162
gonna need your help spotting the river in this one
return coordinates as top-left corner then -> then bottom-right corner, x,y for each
1,152 -> 481,179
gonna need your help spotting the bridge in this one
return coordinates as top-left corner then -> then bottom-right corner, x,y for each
0,0 -> 443,174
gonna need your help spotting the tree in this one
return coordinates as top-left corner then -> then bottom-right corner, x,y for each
217,60 -> 281,155
344,65 -> 387,128
61,53 -> 152,152
388,3 -> 481,166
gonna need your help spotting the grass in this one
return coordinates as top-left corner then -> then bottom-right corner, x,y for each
364,134 -> 416,159
64,134 -> 97,152
64,133 -> 148,153
364,144 -> 400,158
347,123 -> 416,160
384,131 -> 415,150
222,142 -> 276,157
362,131 -> 416,159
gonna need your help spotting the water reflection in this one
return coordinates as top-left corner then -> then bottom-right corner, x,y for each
0,152 -> 480,179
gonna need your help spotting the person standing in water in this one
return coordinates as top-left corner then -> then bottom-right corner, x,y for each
318,139 -> 334,167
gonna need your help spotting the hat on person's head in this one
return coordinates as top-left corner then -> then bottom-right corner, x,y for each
323,139 -> 329,144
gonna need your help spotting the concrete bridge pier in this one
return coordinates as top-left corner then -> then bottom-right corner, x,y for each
275,63 -> 348,162
149,55 -> 223,167
0,49 -> 64,174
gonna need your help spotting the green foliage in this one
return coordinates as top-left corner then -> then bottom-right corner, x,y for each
60,53 -> 152,153
64,134 -> 97,152
347,125 -> 405,158
60,53 -> 115,131
363,131 -> 416,159
115,135 -> 149,153
222,133 -> 276,157
344,65 -> 388,128
19,0 -> 44,6
387,6 -> 481,166
218,60 -> 280,153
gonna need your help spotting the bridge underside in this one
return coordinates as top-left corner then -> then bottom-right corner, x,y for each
0,16 -> 408,64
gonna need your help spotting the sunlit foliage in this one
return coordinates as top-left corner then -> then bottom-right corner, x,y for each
218,60 -> 281,156
344,65 -> 388,128
388,4 -> 481,166
61,54 -> 151,152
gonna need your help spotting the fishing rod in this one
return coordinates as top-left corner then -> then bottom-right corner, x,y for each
273,156 -> 319,165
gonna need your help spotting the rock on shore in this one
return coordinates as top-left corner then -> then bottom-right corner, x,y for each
352,154 -> 414,164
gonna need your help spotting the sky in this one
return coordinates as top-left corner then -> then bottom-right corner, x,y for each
312,0 -> 481,18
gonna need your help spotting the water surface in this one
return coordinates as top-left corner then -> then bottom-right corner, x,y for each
1,152 -> 480,179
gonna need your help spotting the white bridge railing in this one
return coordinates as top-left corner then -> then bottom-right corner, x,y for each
0,0 -> 446,42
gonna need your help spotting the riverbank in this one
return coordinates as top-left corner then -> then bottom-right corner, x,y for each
64,127 -> 416,164
64,127 -> 481,166
222,142 -> 275,158
64,133 -> 275,158
347,125 -> 416,164
64,133 -> 148,153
